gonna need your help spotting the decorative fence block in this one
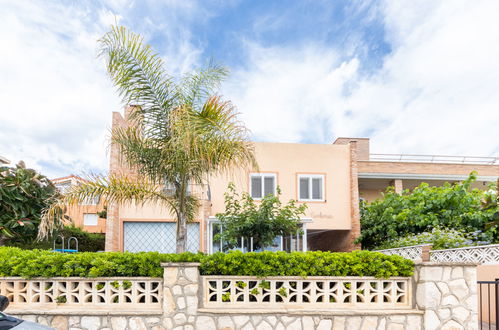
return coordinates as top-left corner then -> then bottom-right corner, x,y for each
202,276 -> 411,309
377,244 -> 499,265
375,244 -> 430,261
0,277 -> 162,311
430,244 -> 499,264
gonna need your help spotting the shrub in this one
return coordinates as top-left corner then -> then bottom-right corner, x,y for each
6,226 -> 105,252
0,247 -> 414,278
0,163 -> 58,243
357,173 -> 498,249
201,250 -> 414,278
375,227 -> 490,250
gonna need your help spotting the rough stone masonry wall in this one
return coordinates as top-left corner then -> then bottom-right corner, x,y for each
8,262 -> 479,330
414,263 -> 478,330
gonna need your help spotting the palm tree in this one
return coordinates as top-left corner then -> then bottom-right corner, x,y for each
38,26 -> 256,253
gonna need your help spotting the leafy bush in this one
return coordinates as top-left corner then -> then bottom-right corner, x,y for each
357,173 -> 498,249
0,162 -> 58,243
375,227 -> 490,250
6,226 -> 105,252
201,250 -> 414,278
0,247 -> 414,278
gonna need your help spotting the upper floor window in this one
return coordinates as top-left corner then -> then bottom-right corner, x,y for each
83,213 -> 98,226
250,173 -> 276,199
55,182 -> 71,194
298,174 -> 325,201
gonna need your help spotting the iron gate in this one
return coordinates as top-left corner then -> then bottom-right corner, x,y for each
478,278 -> 498,330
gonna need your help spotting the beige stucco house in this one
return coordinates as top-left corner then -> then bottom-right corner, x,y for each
51,175 -> 107,233
56,107 -> 499,253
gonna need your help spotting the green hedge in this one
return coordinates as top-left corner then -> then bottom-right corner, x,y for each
0,247 -> 414,278
6,226 -> 105,252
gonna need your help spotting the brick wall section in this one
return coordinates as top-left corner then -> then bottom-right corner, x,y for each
359,161 -> 499,177
105,111 -> 126,251
347,141 -> 361,251
333,137 -> 370,160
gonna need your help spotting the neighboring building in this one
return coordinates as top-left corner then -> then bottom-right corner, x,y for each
105,108 -> 499,254
51,175 -> 106,233
0,155 -> 10,165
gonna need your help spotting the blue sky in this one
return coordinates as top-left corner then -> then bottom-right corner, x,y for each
1,0 -> 498,178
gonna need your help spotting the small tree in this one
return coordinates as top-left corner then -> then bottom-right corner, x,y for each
0,162 -> 59,244
215,183 -> 307,251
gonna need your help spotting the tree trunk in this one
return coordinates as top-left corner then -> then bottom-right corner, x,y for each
176,211 -> 187,253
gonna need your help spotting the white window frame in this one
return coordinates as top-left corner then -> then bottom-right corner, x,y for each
83,213 -> 98,226
297,174 -> 325,202
249,173 -> 277,200
206,217 -> 308,254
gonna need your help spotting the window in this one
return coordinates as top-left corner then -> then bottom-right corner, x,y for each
83,213 -> 98,226
207,219 -> 307,254
250,173 -> 276,199
55,182 -> 71,194
298,174 -> 325,201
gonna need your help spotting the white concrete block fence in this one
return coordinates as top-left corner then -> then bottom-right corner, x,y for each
1,262 -> 478,329
376,244 -> 499,264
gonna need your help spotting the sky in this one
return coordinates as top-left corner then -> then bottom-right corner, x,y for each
1,0 -> 498,178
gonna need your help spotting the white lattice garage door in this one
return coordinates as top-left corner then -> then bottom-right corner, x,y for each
123,222 -> 200,253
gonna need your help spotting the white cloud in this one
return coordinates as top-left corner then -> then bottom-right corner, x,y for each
224,0 -> 499,157
1,0 -> 498,180
0,0 -> 205,178
0,0 -> 122,178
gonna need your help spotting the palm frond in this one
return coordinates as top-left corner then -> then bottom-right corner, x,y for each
178,61 -> 228,108
98,25 -> 174,133
176,96 -> 258,177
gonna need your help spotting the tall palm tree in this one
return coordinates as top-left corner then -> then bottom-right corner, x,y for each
38,26 -> 256,253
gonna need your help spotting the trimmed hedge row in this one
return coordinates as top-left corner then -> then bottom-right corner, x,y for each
0,247 -> 414,278
6,226 -> 105,252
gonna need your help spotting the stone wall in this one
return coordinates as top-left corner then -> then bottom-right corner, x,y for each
6,262 -> 479,330
414,263 -> 478,330
9,312 -> 423,330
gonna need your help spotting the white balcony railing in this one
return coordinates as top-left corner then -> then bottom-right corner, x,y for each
369,153 -> 499,165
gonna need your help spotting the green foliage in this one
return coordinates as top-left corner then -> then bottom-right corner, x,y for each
201,250 -> 414,278
278,287 -> 287,297
216,184 -> 306,250
250,288 -> 259,295
259,280 -> 270,290
482,180 -> 499,236
377,227 -> 477,250
0,247 -> 413,278
357,173 -> 499,250
221,292 -> 231,302
56,295 -> 67,304
0,162 -> 58,242
7,225 -> 105,252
